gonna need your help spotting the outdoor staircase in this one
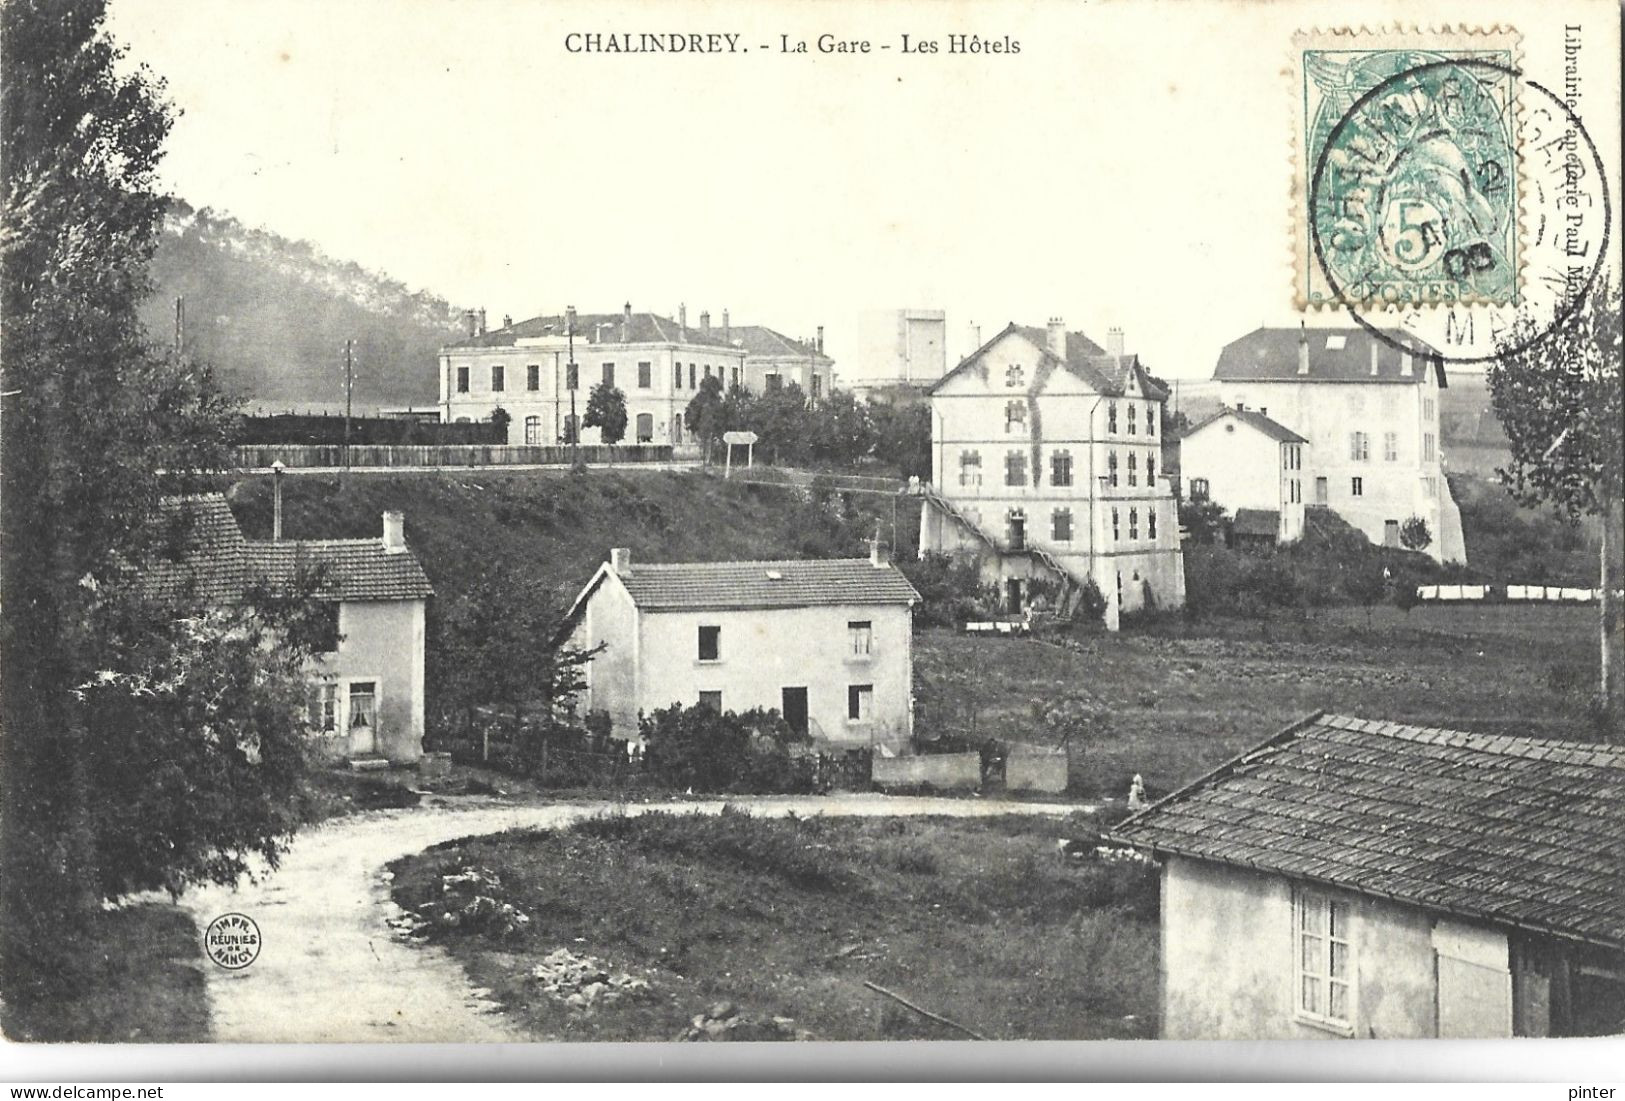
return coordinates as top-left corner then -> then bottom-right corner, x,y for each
346,754 -> 390,772
920,485 -> 1086,616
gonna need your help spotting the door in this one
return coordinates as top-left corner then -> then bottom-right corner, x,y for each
636,413 -> 653,443
781,687 -> 808,736
1006,578 -> 1022,613
1384,519 -> 1401,547
1315,476 -> 1329,505
347,681 -> 377,756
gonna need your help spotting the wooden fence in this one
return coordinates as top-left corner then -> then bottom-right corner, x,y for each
233,443 -> 677,469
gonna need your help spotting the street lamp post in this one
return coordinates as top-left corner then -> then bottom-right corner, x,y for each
566,305 -> 578,467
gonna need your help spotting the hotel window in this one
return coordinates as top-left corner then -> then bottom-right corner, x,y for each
673,362 -> 683,389
1111,508 -> 1121,541
524,415 -> 542,445
1423,432 -> 1436,461
1051,450 -> 1073,487
697,625 -> 720,662
1384,431 -> 1399,462
1004,451 -> 1027,487
1108,402 -> 1119,434
848,684 -> 873,722
1052,508 -> 1073,542
690,363 -> 698,389
637,361 -> 652,388
1005,400 -> 1026,433
602,362 -> 615,388
1006,364 -> 1024,387
1147,454 -> 1157,484
1351,476 -> 1364,497
490,364 -> 505,392
1147,405 -> 1157,437
1350,431 -> 1370,461
1129,508 -> 1139,540
1148,509 -> 1158,540
456,366 -> 470,393
1108,451 -> 1120,487
1128,404 -> 1139,435
567,363 -> 579,390
958,450 -> 982,487
527,364 -> 540,391
1190,477 -> 1210,501
698,691 -> 722,712
1294,888 -> 1353,1032
309,680 -> 338,733
1128,453 -> 1138,487
848,620 -> 873,658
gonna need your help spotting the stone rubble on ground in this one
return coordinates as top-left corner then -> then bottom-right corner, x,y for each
529,947 -> 651,1012
676,998 -> 814,1042
388,865 -> 532,939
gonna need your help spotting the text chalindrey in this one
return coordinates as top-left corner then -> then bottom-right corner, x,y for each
562,33 -> 1022,54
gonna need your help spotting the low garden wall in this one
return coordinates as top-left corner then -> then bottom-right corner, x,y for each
871,751 -> 981,791
234,443 -> 677,469
1005,746 -> 1068,793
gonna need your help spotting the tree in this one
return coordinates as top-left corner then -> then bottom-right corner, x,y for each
751,381 -> 810,465
489,405 -> 511,437
870,400 -> 932,480
1488,273 -> 1624,711
807,389 -> 875,467
1178,498 -> 1229,545
0,0 -> 300,1001
582,382 -> 628,445
1399,515 -> 1433,552
683,375 -> 725,462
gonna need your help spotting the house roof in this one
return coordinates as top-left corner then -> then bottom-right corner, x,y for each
447,311 -> 741,351
1214,327 -> 1447,388
929,322 -> 1170,401
1231,508 -> 1282,538
146,495 -> 432,605
617,557 -> 920,611
1184,407 -> 1308,445
726,325 -> 833,365
248,540 -> 434,602
1110,713 -> 1625,949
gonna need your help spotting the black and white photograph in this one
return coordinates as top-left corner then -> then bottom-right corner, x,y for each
0,0 -> 1621,1082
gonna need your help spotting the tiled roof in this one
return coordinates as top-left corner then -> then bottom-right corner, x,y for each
1214,327 -> 1447,388
933,323 -> 1169,401
616,558 -> 920,611
448,311 -> 740,351
248,540 -> 434,602
146,496 -> 251,603
1185,407 -> 1308,445
727,325 -> 833,364
1110,713 -> 1625,949
1231,508 -> 1282,538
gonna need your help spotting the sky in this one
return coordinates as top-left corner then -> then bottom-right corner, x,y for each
105,0 -> 1620,383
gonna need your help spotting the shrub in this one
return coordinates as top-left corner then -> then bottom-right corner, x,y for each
639,703 -> 809,793
901,551 -> 987,628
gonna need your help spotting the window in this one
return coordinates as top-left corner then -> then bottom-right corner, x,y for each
1129,508 -> 1139,540
1006,364 -> 1024,387
690,363 -> 698,389
698,691 -> 722,712
1147,405 -> 1157,436
636,412 -> 653,443
524,415 -> 542,445
1148,509 -> 1158,540
1190,477 -> 1210,501
1006,509 -> 1026,550
1051,450 -> 1073,487
1425,475 -> 1438,497
848,620 -> 873,658
1424,432 -> 1436,461
1004,451 -> 1027,487
697,625 -> 720,662
456,366 -> 470,393
1111,507 -> 1121,541
1290,478 -> 1301,503
1147,454 -> 1157,484
566,363 -> 579,390
1350,431 -> 1370,461
638,361 -> 652,389
527,364 -> 540,391
731,366 -> 741,387
1108,451 -> 1120,487
348,682 -> 376,730
958,450 -> 982,487
674,362 -> 683,389
1294,888 -> 1353,1031
1052,508 -> 1073,542
703,364 -> 712,379
1108,402 -> 1119,434
1384,431 -> 1399,462
602,363 -> 615,388
491,364 -> 505,392
1351,476 -> 1364,497
1005,401 -> 1026,433
848,684 -> 874,722
765,372 -> 781,391
1128,453 -> 1138,487
811,374 -> 822,399
1128,404 -> 1139,435
310,603 -> 340,653
1423,397 -> 1436,421
309,680 -> 338,733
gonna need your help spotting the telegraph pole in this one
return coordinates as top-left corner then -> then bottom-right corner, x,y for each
566,306 -> 579,467
342,339 -> 354,484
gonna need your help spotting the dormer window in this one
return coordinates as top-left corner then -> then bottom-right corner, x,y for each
1006,364 -> 1024,387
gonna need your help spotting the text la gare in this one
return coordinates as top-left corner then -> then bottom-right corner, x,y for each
780,33 -> 1021,54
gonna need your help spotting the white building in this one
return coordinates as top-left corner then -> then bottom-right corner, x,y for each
918,320 -> 1186,629
1180,407 -> 1309,544
1212,326 -> 1466,562
562,547 -> 920,752
725,319 -> 835,400
844,308 -> 948,403
438,305 -> 746,446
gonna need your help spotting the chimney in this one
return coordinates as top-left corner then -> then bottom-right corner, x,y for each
1370,339 -> 1380,376
502,313 -> 513,330
700,310 -> 711,332
678,303 -> 687,333
566,304 -> 577,335
722,308 -> 731,342
621,301 -> 632,343
270,459 -> 286,541
1046,317 -> 1067,358
464,309 -> 479,338
1297,323 -> 1310,376
1106,326 -> 1125,361
476,308 -> 487,336
968,321 -> 981,353
610,547 -> 631,575
868,531 -> 887,568
382,511 -> 406,554
816,325 -> 824,354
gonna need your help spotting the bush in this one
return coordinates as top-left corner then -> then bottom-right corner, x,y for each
900,551 -> 989,628
573,808 -> 843,890
640,703 -> 809,793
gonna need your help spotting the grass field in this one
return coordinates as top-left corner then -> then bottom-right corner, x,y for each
915,602 -> 1609,800
388,810 -> 1157,1042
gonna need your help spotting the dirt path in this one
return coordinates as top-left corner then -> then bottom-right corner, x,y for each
179,794 -> 1084,1043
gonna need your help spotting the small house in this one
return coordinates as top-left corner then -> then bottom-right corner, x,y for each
1179,406 -> 1308,545
562,547 -> 920,751
1111,712 -> 1625,1039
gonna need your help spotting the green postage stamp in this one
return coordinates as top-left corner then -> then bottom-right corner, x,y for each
1294,28 -> 1523,309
